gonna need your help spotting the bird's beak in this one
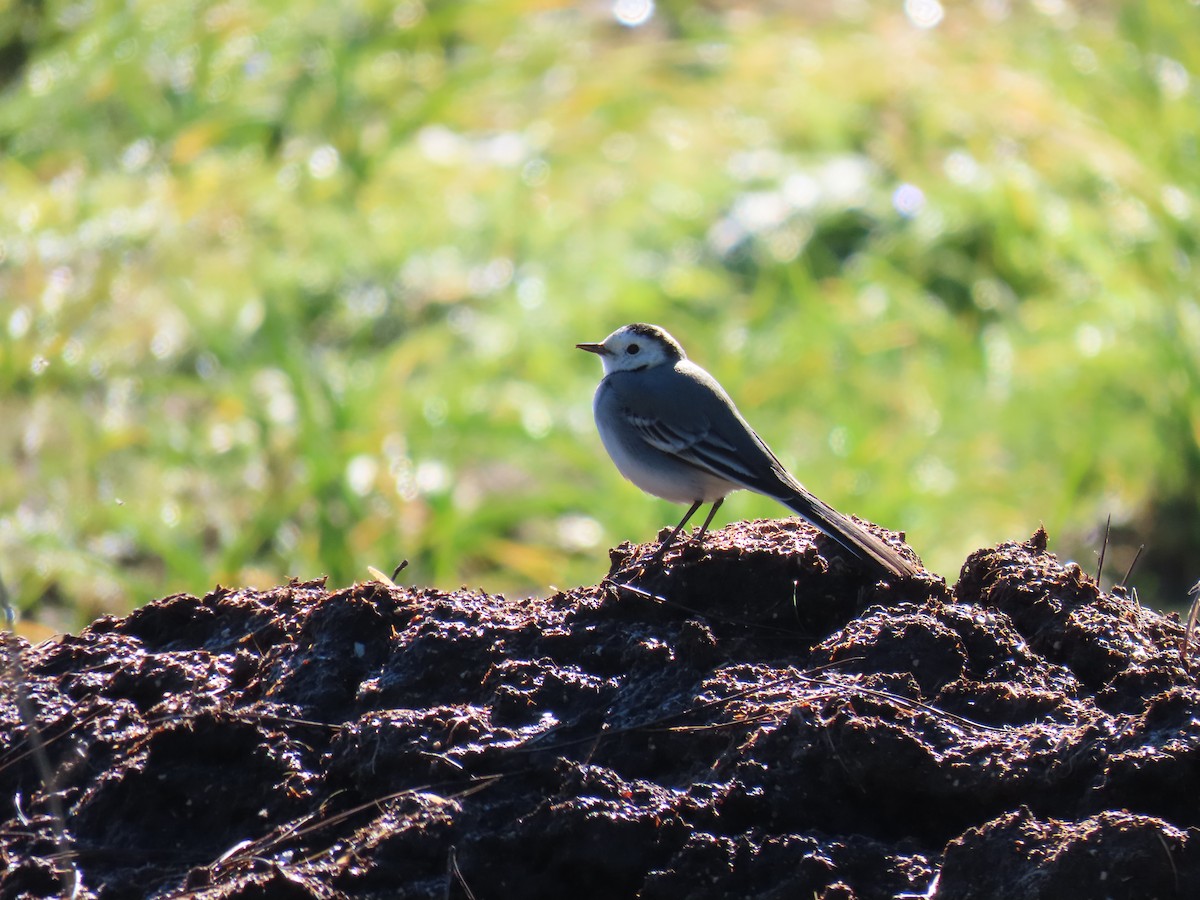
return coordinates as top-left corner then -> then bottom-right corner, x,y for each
575,342 -> 609,355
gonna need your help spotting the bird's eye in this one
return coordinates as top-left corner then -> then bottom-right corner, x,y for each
626,343 -> 640,355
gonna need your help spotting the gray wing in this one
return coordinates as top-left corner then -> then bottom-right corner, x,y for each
612,361 -> 791,492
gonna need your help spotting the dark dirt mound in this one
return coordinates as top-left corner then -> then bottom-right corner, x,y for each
2,521 -> 1199,899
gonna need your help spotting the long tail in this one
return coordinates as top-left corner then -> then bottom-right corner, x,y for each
774,486 -> 919,578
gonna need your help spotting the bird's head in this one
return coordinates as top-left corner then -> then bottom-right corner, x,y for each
576,323 -> 686,375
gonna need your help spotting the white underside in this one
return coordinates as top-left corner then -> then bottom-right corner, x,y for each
596,408 -> 741,504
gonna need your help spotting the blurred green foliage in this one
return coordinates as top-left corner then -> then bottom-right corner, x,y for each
1,0 -> 1198,629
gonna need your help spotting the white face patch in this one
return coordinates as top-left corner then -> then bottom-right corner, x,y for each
596,324 -> 685,375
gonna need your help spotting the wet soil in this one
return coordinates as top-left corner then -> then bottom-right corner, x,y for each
2,521 -> 1199,899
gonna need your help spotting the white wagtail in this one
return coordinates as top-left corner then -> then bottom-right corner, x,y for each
577,323 -> 918,578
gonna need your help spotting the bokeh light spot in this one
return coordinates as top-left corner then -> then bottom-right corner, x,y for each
613,0 -> 655,28
892,183 -> 926,218
905,0 -> 944,29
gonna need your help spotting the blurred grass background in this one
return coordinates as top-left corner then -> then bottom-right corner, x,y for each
1,0 -> 1198,632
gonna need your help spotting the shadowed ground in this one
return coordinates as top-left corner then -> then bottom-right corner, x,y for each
2,521 -> 1197,898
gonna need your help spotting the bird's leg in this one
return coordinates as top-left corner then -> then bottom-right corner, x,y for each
645,499 -> 704,567
694,498 -> 724,543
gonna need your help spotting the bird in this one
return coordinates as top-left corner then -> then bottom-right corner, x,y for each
576,323 -> 918,578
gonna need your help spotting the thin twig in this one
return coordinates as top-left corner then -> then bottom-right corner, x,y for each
1118,545 -> 1144,588
446,846 -> 478,900
604,577 -> 814,637
1182,580 -> 1200,671
1095,514 -> 1111,583
1156,828 -> 1180,894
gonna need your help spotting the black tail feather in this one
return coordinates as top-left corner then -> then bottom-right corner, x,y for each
775,488 -> 919,578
